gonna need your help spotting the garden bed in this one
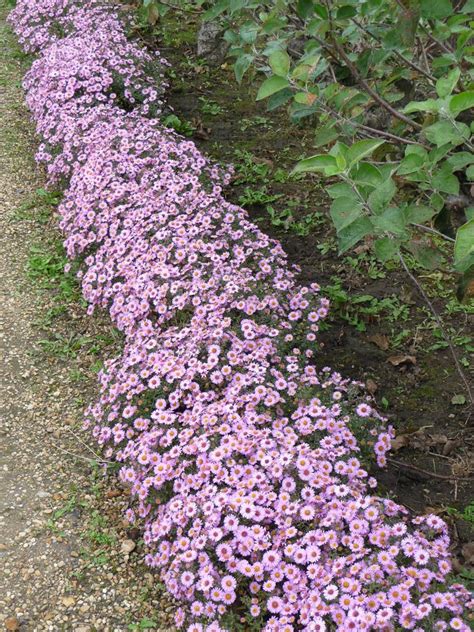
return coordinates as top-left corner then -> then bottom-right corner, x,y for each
147,9 -> 474,528
7,0 -> 474,629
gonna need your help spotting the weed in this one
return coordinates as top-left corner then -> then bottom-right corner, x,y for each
238,187 -> 281,207
239,115 -> 269,132
163,114 -> 195,137
233,149 -> 269,184
128,619 -> 158,631
199,96 -> 223,116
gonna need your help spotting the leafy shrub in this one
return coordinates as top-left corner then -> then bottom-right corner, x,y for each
9,1 -> 472,630
145,0 -> 474,301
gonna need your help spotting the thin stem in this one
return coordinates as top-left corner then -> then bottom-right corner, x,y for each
51,442 -> 114,465
351,18 -> 436,85
328,37 -> 422,131
388,457 -> 473,481
412,223 -> 455,242
321,102 -> 428,147
398,251 -> 473,404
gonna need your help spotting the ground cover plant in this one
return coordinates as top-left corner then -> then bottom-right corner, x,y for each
8,0 -> 473,630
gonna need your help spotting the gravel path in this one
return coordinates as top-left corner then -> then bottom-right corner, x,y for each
0,4 -> 174,631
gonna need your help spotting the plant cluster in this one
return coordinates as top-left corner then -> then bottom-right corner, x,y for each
9,1 -> 472,630
144,0 -> 474,302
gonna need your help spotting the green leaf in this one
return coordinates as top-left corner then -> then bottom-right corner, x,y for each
397,153 -> 426,175
374,237 -> 400,262
346,139 -> 385,168
336,5 -> 357,19
291,154 -> 338,175
467,165 -> 474,180
408,242 -> 444,270
269,50 -> 291,77
368,177 -> 396,214
330,196 -> 364,232
373,206 -> 407,236
314,4 -> 328,19
256,76 -> 290,101
338,217 -> 373,253
239,21 -> 259,44
314,123 -> 338,148
436,68 -> 461,98
423,120 -> 469,147
234,54 -> 254,83
432,164 -> 460,195
297,0 -> 314,18
404,204 -> 435,224
447,151 -> 474,171
266,88 -> 293,110
203,0 -> 229,21
454,219 -> 474,272
449,91 -> 474,116
352,163 -> 383,188
403,99 -> 441,114
326,182 -> 354,199
420,0 -> 452,19
451,394 -> 466,405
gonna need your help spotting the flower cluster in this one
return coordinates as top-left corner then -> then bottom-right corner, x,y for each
9,2 -> 472,630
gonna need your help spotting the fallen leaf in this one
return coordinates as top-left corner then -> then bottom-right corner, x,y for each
442,439 -> 460,456
427,433 -> 448,447
105,489 -> 122,499
366,379 -> 378,395
4,617 -> 20,631
390,433 -> 410,451
368,333 -> 390,351
387,354 -> 416,366
399,285 -> 415,305
461,542 -> 474,567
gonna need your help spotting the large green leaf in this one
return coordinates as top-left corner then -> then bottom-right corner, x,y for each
330,196 -> 363,232
449,91 -> 474,116
404,204 -> 436,224
454,219 -> 474,272
403,99 -> 441,114
408,242 -> 444,270
352,163 -> 383,188
368,177 -> 396,214
374,237 -> 400,262
447,152 -> 474,171
336,5 -> 357,19
234,54 -> 254,83
292,154 -> 338,175
338,217 -> 373,253
346,139 -> 385,168
436,68 -> 461,98
423,120 -> 469,147
397,153 -> 426,176
326,182 -> 354,199
314,123 -> 338,148
373,206 -> 407,236
431,164 -> 460,195
256,76 -> 290,101
420,0 -> 452,19
269,50 -> 291,77
203,0 -> 230,21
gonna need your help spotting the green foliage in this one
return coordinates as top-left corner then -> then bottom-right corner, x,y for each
143,0 -> 474,304
163,113 -> 195,136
